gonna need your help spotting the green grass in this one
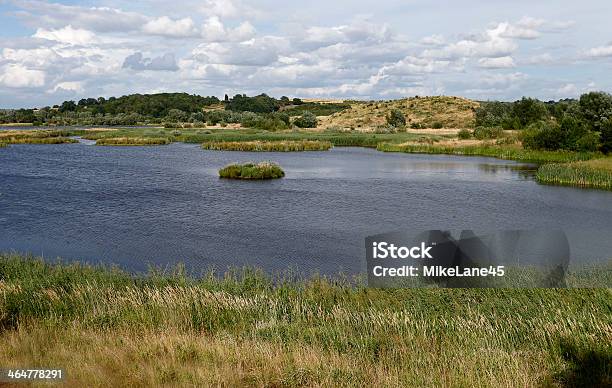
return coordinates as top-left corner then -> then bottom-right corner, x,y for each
95,137 -> 171,146
377,142 -> 599,163
0,129 -> 81,144
219,162 -> 285,180
202,140 -> 332,152
0,253 -> 610,386
536,158 -> 612,190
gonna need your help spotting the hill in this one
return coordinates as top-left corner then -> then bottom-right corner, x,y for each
320,96 -> 479,130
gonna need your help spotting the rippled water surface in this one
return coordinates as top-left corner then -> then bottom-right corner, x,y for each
1,143 -> 611,274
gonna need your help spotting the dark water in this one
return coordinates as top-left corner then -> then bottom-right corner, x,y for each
1,143 -> 611,274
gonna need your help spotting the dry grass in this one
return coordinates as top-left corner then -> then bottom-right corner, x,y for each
320,96 -> 478,131
0,254 -> 610,387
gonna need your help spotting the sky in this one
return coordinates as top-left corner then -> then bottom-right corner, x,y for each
0,0 -> 611,108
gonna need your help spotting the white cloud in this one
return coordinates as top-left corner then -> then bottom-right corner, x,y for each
0,64 -> 45,88
585,44 -> 612,58
478,56 -> 516,68
33,25 -> 96,45
556,83 -> 578,96
14,0 -> 147,32
142,17 -> 198,38
51,81 -> 84,93
201,17 -> 256,42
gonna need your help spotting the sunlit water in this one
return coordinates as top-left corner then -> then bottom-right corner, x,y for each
1,143 -> 611,274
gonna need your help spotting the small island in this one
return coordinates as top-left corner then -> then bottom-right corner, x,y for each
219,161 -> 285,180
202,140 -> 332,152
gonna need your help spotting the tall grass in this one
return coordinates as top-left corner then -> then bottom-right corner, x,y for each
0,254 -> 610,386
0,129 -> 80,144
96,137 -> 171,146
202,140 -> 332,152
377,142 -> 598,163
537,159 -> 612,190
219,162 -> 285,179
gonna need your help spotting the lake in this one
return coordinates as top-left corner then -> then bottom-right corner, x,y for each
1,143 -> 611,275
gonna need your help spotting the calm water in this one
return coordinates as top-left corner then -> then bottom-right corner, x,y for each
1,143 -> 611,274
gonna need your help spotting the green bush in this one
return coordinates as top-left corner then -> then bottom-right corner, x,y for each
293,111 -> 318,128
386,109 -> 406,128
458,129 -> 472,139
218,162 -> 285,180
432,121 -> 443,129
473,126 -> 503,140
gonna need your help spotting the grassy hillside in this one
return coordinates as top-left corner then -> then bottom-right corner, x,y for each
0,253 -> 610,387
320,96 -> 479,130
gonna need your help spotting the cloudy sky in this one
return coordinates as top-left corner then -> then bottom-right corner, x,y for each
0,0 -> 611,108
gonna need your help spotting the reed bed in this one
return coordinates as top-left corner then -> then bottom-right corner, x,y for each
0,129 -> 79,144
377,142 -> 597,163
95,137 -> 171,146
536,158 -> 612,190
219,161 -> 285,180
202,140 -> 332,152
0,253 -> 610,387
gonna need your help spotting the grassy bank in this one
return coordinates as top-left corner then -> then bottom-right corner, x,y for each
0,129 -> 80,145
219,162 -> 285,180
202,140 -> 332,152
0,254 -> 610,387
536,158 -> 612,190
377,142 -> 598,163
96,137 -> 171,146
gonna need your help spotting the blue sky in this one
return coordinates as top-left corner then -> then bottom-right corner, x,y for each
0,0 -> 611,108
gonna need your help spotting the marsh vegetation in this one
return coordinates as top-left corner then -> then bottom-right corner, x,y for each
0,254 -> 610,387
202,140 -> 332,152
219,162 -> 285,180
95,137 -> 171,146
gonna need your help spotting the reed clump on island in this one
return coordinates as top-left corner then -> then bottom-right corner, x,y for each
219,161 -> 285,180
0,253 -> 610,387
95,137 -> 171,146
202,140 -> 332,152
536,158 -> 612,190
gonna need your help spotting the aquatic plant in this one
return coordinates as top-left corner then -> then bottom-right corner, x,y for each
202,140 -> 332,152
218,161 -> 285,179
95,137 -> 171,146
377,142 -> 599,163
536,159 -> 612,190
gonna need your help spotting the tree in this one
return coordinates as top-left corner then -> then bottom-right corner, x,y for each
579,92 -> 612,132
601,119 -> 612,154
59,100 -> 77,112
512,97 -> 549,128
386,109 -> 406,128
293,111 -> 317,128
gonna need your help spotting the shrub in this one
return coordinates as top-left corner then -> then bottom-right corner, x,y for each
473,126 -> 503,140
386,109 -> 406,128
520,123 -> 563,150
218,162 -> 285,180
458,129 -> 472,139
432,121 -> 443,129
575,132 -> 601,152
601,119 -> 612,154
293,111 -> 318,128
